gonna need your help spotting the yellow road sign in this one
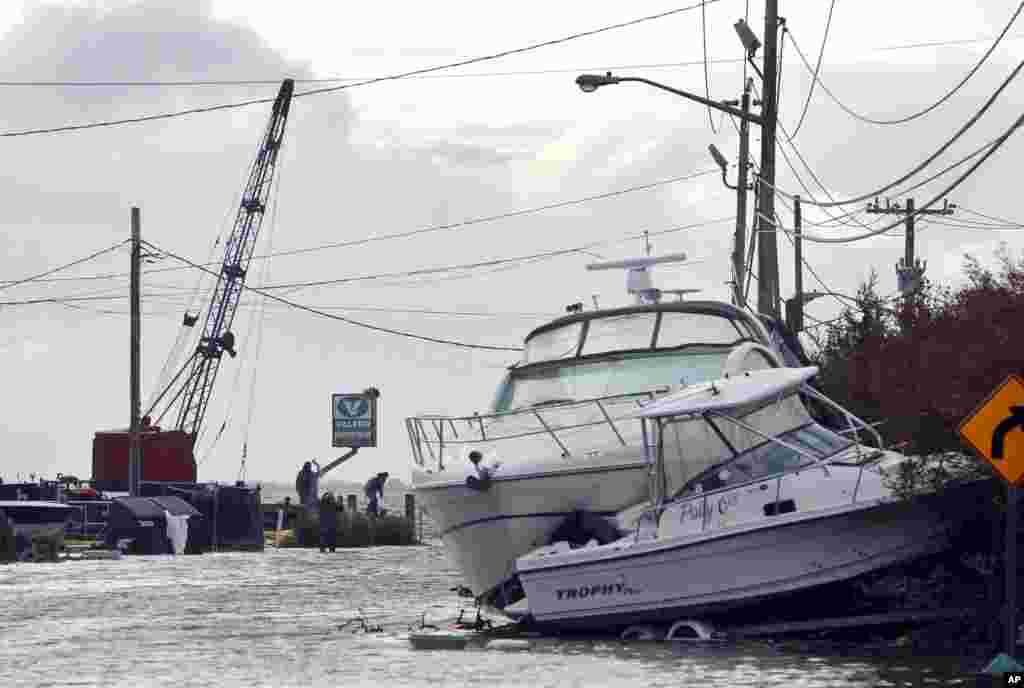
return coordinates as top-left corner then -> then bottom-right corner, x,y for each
958,374 -> 1024,485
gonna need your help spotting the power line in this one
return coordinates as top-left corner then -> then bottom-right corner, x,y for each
0,217 -> 732,303
960,206 -> 1024,227
0,1 -> 724,138
0,59 -> 747,88
789,0 -> 835,139
143,240 -> 523,352
765,112 -> 1024,244
700,0 -> 717,134
7,169 -> 719,285
0,241 -> 128,291
767,49 -> 1024,209
4,32 -> 1023,90
787,0 -> 1024,127
254,216 -> 731,292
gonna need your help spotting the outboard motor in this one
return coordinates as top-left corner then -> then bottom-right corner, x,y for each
548,510 -> 623,548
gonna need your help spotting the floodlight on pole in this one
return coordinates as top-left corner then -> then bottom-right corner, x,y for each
708,144 -> 737,192
708,144 -> 729,173
734,19 -> 761,58
576,72 -> 620,93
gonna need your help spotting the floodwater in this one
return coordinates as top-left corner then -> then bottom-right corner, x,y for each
1,541 -> 994,688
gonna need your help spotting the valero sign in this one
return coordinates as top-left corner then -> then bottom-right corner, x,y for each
958,374 -> 1024,485
332,392 -> 378,448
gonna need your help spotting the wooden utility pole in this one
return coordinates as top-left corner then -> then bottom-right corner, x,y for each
792,195 -> 803,332
865,197 -> 956,303
129,207 -> 142,497
756,0 -> 781,320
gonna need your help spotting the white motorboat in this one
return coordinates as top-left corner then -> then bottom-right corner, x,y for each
509,366 -> 986,634
408,254 -> 804,606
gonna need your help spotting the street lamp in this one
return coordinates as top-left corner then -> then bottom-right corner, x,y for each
576,71 -> 762,309
575,72 -> 763,126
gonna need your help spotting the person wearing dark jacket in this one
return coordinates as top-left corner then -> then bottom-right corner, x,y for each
364,472 -> 389,517
319,492 -> 339,553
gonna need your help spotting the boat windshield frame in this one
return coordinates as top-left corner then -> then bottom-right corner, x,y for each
643,384 -> 886,508
520,303 -> 766,366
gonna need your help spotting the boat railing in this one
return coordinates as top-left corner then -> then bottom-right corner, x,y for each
64,500 -> 110,538
407,389 -> 665,472
637,387 -> 890,537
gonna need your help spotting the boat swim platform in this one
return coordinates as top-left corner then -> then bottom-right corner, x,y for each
720,607 -> 975,638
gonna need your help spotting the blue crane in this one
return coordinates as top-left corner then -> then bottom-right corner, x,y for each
147,79 -> 295,446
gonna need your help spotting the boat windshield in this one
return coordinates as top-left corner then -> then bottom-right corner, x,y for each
675,422 -> 853,497
522,311 -> 756,365
493,349 -> 731,412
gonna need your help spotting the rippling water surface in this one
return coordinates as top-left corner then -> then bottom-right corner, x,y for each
1,543 -> 992,687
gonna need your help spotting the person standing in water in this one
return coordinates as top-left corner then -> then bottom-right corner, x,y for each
319,492 -> 339,553
363,472 -> 389,517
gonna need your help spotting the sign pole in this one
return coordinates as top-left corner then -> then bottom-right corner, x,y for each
956,374 -> 1024,658
1008,484 -> 1019,656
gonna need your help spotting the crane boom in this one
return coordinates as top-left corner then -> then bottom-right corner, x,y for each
163,79 -> 295,444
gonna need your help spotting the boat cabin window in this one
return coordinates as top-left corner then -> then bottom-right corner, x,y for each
524,322 -> 582,363
493,349 -> 731,412
580,313 -> 656,356
675,422 -> 853,496
656,311 -> 754,348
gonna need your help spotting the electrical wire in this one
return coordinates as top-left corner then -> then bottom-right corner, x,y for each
144,240 -> 523,352
0,217 -> 734,307
14,169 -> 719,285
701,0 -> 717,134
789,0 -> 835,139
0,1 -> 725,138
767,48 -> 1023,210
788,0 -> 1024,126
0,241 -> 127,290
960,206 -> 1024,227
0,58 -> 749,88
763,112 -> 1024,244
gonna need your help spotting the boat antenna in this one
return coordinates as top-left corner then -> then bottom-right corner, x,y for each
586,252 -> 688,305
643,230 -> 651,257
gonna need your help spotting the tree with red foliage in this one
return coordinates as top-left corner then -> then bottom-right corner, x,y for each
809,244 -> 1024,461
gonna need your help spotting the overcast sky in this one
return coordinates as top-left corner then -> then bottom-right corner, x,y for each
0,0 -> 1021,487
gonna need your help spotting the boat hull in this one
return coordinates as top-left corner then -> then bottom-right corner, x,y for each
516,494 -> 968,633
414,460 -> 650,597
0,501 -> 74,538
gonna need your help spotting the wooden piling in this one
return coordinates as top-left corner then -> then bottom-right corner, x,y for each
346,494 -> 357,514
405,494 -> 416,543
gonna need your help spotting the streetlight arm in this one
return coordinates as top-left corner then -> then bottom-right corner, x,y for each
575,73 -> 764,127
617,77 -> 764,126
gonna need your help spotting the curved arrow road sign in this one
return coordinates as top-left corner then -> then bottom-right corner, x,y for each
959,375 -> 1024,485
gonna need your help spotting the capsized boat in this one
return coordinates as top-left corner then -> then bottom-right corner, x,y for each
408,254 -> 808,607
507,366 -> 987,633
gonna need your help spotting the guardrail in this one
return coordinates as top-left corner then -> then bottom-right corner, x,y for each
407,389 -> 666,472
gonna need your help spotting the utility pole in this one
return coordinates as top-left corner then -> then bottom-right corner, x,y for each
756,0 -> 781,320
733,78 -> 754,308
866,196 -> 956,303
129,207 -> 142,497
792,195 -> 803,332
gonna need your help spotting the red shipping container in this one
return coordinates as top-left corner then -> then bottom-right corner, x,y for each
92,428 -> 197,491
